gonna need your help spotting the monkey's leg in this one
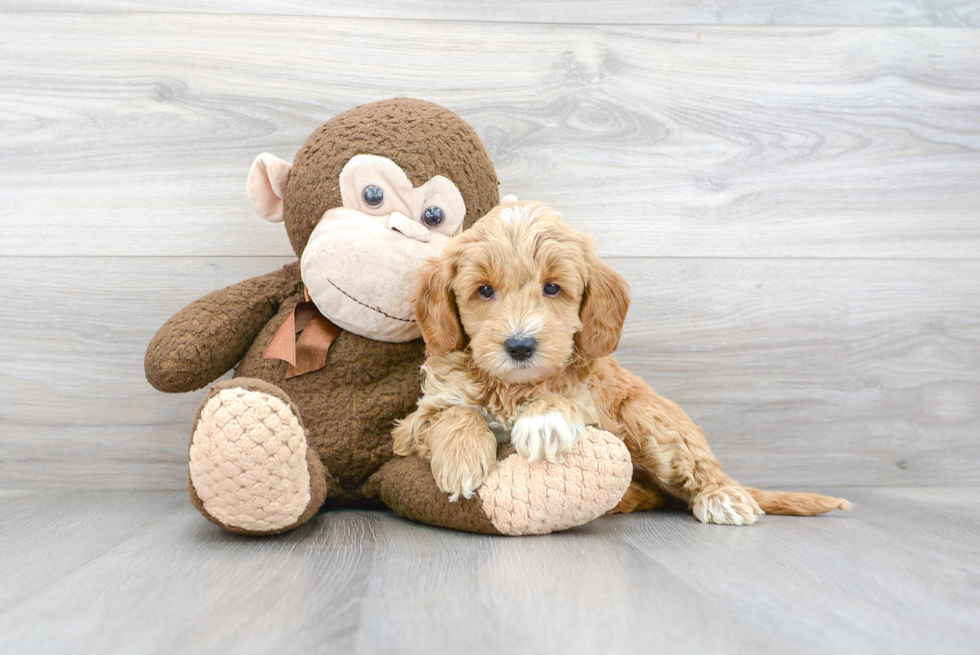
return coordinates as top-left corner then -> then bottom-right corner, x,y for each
188,378 -> 331,535
364,427 -> 632,535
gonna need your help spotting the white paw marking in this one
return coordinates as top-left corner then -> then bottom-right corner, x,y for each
693,488 -> 763,526
510,412 -> 585,463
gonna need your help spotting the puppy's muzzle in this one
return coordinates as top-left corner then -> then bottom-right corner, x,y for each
505,335 -> 537,362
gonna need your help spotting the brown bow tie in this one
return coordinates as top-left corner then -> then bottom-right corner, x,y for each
263,286 -> 342,378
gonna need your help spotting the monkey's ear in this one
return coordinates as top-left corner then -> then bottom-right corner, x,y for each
247,153 -> 293,222
413,256 -> 464,357
575,254 -> 631,359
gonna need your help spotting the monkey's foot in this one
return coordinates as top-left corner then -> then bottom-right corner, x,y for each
188,379 -> 327,534
478,427 -> 632,535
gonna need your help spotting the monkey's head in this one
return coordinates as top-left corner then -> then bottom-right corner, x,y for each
246,98 -> 500,342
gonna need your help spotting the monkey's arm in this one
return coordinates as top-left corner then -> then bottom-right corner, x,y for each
145,262 -> 303,393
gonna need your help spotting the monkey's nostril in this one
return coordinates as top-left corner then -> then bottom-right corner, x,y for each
505,336 -> 537,362
387,211 -> 430,242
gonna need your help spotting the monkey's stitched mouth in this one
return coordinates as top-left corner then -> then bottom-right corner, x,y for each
324,277 -> 416,323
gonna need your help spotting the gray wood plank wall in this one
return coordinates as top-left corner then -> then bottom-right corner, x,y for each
1,5 -> 978,489
2,2 -> 979,26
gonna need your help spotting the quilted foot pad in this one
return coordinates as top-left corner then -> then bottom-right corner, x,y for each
479,427 -> 632,535
189,386 -> 312,532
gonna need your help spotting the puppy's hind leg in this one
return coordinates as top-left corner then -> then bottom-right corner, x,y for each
609,480 -> 672,514
618,388 -> 762,526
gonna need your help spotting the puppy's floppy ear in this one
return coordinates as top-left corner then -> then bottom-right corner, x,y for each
576,253 -> 631,359
414,254 -> 464,356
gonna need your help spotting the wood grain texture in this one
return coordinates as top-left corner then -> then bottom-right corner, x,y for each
0,257 -> 292,489
1,10 -> 977,490
2,256 -> 977,489
2,14 -> 980,258
0,488 -> 977,655
0,490 -> 185,613
2,2 -> 979,26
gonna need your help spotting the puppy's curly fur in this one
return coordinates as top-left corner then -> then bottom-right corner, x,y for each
394,201 -> 851,523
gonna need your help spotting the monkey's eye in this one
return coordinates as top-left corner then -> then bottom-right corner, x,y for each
422,206 -> 445,227
543,282 -> 561,297
477,285 -> 495,300
362,185 -> 385,207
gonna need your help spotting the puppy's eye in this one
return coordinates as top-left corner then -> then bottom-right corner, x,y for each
422,206 -> 445,227
477,285 -> 495,300
362,185 -> 384,207
543,282 -> 561,297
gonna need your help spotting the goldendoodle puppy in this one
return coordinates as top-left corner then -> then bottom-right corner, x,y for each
394,201 -> 851,525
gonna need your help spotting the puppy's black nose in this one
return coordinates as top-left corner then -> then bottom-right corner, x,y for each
505,336 -> 537,362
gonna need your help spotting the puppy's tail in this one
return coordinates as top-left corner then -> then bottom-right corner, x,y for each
745,487 -> 852,516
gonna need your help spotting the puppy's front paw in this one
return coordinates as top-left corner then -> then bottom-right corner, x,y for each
430,435 -> 497,502
511,412 -> 585,463
692,485 -> 763,526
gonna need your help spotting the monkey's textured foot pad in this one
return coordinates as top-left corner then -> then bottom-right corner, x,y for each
479,428 -> 632,535
189,385 -> 314,533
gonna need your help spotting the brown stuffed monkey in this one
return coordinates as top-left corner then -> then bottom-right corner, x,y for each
144,98 -> 632,536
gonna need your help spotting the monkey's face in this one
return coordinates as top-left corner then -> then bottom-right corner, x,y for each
299,155 -> 466,341
246,98 -> 502,344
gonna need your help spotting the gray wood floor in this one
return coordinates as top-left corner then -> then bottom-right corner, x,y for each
0,487 -> 977,655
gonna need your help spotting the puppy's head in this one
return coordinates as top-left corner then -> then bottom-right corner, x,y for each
414,201 -> 630,384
